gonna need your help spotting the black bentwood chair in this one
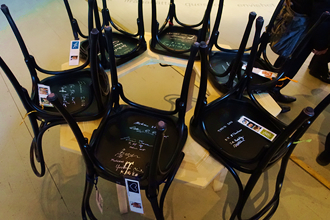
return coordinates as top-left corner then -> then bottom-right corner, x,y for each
208,0 -> 330,95
63,0 -> 146,68
1,4 -> 110,178
150,0 -> 213,59
190,18 -> 330,219
47,26 -> 199,220
206,0 -> 285,93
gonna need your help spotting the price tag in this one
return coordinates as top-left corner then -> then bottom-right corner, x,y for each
125,179 -> 144,214
69,40 -> 80,66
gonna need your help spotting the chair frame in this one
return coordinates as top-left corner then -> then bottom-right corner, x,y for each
47,25 -> 199,219
63,0 -> 147,68
190,14 -> 330,219
150,0 -> 213,59
206,0 -> 287,93
0,4 -> 110,177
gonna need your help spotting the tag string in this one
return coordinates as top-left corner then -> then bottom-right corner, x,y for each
19,110 -> 37,125
293,139 -> 312,144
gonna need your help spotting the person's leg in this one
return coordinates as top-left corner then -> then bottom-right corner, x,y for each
316,132 -> 330,166
309,49 -> 330,83
270,43 -> 316,104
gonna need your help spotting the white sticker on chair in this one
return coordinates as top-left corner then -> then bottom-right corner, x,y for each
125,178 -> 144,214
238,116 -> 277,141
69,40 -> 80,66
37,84 -> 53,107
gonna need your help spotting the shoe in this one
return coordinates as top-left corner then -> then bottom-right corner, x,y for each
316,151 -> 330,166
309,69 -> 330,84
279,104 -> 290,113
269,90 -> 297,103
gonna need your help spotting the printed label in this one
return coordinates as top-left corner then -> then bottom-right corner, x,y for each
238,116 -> 277,141
125,179 -> 144,214
38,84 -> 53,107
69,40 -> 80,66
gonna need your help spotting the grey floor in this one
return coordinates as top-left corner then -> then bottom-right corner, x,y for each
0,0 -> 329,219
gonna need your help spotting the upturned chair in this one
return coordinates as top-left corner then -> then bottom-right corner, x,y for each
63,0 -> 146,68
150,0 -> 213,59
47,26 -> 199,220
0,4 -> 110,177
190,15 -> 330,219
206,0 -> 285,93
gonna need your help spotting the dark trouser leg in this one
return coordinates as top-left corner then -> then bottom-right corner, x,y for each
309,49 -> 330,79
271,45 -> 313,103
317,132 -> 330,166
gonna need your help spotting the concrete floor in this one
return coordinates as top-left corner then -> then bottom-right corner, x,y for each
0,0 -> 329,219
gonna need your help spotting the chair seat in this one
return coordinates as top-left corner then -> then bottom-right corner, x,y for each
191,97 -> 283,172
208,52 -> 249,93
150,26 -> 199,59
39,69 -> 109,119
93,106 -> 187,186
80,33 -> 146,67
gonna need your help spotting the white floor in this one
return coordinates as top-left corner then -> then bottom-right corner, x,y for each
0,0 -> 329,219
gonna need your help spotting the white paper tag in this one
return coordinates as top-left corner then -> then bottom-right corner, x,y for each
238,116 -> 277,141
95,189 -> 103,214
242,63 -> 278,79
69,40 -> 80,66
37,84 -> 53,107
125,179 -> 144,214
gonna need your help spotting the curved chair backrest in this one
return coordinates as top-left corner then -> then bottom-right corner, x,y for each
150,0 -> 214,59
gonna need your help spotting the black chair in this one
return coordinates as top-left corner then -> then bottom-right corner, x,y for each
0,4 -> 110,177
207,0 -> 329,96
63,0 -> 146,68
206,0 -> 286,93
190,17 -> 330,219
47,26 -> 199,220
150,0 -> 213,59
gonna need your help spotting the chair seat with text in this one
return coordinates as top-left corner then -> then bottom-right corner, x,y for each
190,16 -> 330,219
47,26 -> 199,220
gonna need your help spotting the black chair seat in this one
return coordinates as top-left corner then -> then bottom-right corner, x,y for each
93,107 -> 186,187
150,26 -> 199,59
150,0 -> 213,59
39,69 -> 109,118
191,97 -> 284,173
208,52 -> 250,93
64,0 -> 146,69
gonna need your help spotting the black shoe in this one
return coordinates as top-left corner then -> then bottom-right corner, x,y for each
309,69 -> 330,84
269,90 -> 297,103
316,151 -> 330,166
279,104 -> 290,113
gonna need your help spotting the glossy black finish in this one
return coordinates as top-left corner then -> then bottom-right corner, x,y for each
190,15 -> 330,219
150,0 -> 213,59
48,27 -> 199,219
0,4 -> 110,177
208,0 -> 330,94
63,0 -> 146,68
